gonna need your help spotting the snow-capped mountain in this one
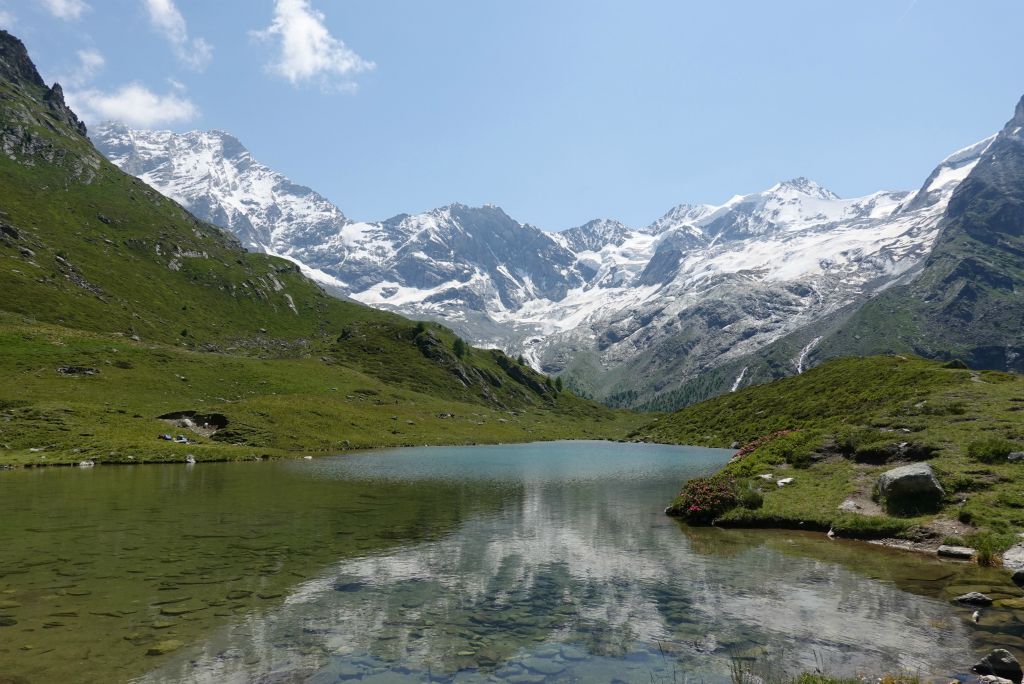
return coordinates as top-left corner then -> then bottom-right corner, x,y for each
91,122 -> 995,407
94,122 -> 348,261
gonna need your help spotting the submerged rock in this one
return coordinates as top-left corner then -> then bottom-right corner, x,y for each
146,639 -> 184,656
973,649 -> 1023,684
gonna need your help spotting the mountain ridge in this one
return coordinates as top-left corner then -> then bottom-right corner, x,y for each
90,99 -> 1008,411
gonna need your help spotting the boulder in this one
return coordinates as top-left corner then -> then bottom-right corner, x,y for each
937,545 -> 976,560
876,462 -> 944,513
1008,452 -> 1024,462
973,649 -> 1023,684
956,592 -> 993,605
1003,543 -> 1024,571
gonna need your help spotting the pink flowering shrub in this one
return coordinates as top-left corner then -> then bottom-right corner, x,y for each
666,477 -> 738,524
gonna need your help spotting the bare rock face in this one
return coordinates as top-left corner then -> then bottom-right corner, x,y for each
0,29 -> 46,88
0,31 -> 87,136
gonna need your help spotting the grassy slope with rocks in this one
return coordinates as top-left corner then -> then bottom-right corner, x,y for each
630,355 -> 1024,552
0,31 -> 643,465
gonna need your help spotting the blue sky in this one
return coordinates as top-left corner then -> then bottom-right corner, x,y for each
4,1 -> 1023,230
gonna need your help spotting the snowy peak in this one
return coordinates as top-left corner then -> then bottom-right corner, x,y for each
897,134 -> 996,213
91,122 -> 349,255
647,203 -> 715,236
558,218 -> 634,252
773,177 -> 839,200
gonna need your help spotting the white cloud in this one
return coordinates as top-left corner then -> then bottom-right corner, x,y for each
62,48 -> 105,87
143,0 -> 212,70
254,0 -> 374,90
40,0 -> 89,21
0,8 -> 15,27
67,83 -> 198,127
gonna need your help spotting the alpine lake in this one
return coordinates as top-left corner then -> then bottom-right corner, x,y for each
0,441 -> 1021,683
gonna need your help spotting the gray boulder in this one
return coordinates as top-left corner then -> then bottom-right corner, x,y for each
1009,452 -> 1024,462
956,591 -> 993,605
973,649 -> 1023,684
876,462 -> 944,512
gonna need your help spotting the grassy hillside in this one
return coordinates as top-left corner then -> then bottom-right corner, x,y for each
630,355 -> 1024,552
0,31 -> 642,464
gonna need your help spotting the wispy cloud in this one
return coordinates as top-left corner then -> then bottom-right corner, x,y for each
253,0 -> 374,91
143,0 -> 212,70
0,7 -> 15,27
61,48 -> 105,87
67,83 -> 198,127
40,0 -> 89,21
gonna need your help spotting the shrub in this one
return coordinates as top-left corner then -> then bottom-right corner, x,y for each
452,337 -> 466,358
667,477 -> 738,524
966,531 -> 1017,566
967,437 -> 1021,464
738,487 -> 764,510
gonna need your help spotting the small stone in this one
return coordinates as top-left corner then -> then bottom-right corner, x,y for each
956,592 -> 994,605
979,676 -> 1014,684
838,499 -> 862,513
776,477 -> 794,487
146,639 -> 184,656
937,545 -> 976,559
973,649 -> 1024,684
1008,452 -> 1024,462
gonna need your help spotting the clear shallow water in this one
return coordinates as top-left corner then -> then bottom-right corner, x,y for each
0,441 -> 1020,684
